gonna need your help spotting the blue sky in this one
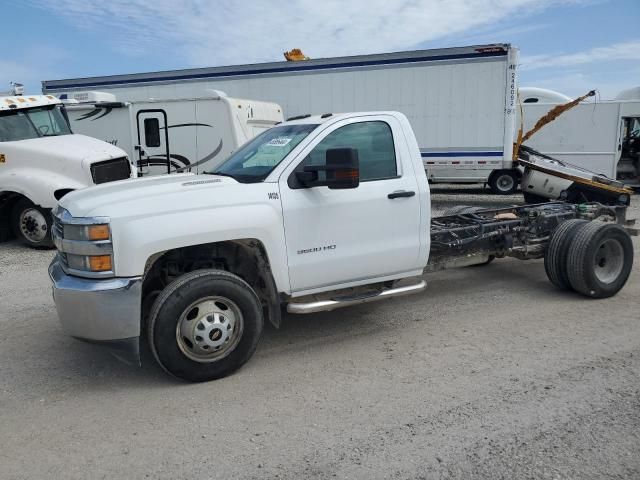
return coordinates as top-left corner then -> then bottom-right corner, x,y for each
2,0 -> 638,99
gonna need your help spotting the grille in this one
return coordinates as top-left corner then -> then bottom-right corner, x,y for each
90,157 -> 131,185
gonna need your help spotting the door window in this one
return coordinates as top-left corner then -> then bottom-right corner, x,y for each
300,121 -> 397,181
144,118 -> 161,147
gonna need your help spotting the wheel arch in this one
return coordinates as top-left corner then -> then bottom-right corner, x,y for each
141,238 -> 282,330
0,190 -> 30,212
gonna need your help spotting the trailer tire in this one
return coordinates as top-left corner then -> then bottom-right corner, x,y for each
148,269 -> 264,382
544,219 -> 588,290
489,170 -> 519,195
566,222 -> 634,298
11,198 -> 54,249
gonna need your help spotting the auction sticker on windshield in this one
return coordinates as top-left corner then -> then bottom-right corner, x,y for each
266,137 -> 292,147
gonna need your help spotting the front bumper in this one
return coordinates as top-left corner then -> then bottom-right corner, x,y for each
48,257 -> 142,365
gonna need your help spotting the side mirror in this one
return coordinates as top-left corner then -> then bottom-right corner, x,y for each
325,148 -> 360,189
295,147 -> 360,189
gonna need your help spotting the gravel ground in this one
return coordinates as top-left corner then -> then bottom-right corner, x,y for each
0,186 -> 639,480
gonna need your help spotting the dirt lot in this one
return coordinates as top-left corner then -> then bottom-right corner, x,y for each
1,187 -> 639,480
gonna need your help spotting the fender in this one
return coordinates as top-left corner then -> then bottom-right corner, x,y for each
0,167 -> 89,208
108,193 -> 291,294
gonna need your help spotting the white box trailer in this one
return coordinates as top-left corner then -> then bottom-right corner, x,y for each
42,44 -> 521,193
60,91 -> 283,176
519,93 -> 640,186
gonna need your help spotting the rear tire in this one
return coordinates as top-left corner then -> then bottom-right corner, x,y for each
148,269 -> 264,382
489,170 -> 519,195
544,219 -> 588,290
11,198 -> 54,248
566,222 -> 634,298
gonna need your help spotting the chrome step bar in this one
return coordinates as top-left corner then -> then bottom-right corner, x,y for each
287,280 -> 427,314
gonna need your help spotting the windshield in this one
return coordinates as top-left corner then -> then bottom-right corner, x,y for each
206,123 -> 319,182
0,105 -> 72,142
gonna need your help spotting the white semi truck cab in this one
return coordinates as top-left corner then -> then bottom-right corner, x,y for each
48,111 -> 636,382
0,94 -> 134,247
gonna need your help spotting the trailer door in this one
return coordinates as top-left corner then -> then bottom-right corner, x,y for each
136,109 -> 170,176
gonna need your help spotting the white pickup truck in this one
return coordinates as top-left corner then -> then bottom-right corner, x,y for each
49,111 -> 636,382
0,95 -> 134,247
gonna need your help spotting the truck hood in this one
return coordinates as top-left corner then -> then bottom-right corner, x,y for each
59,173 -> 268,219
6,133 -> 126,165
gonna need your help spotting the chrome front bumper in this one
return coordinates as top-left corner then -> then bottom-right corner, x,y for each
48,257 -> 142,365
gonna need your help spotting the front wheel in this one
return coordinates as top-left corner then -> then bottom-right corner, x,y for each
11,198 -> 54,248
489,170 -> 519,195
148,269 -> 264,382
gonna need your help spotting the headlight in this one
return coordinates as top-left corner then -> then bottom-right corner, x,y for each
63,223 -> 111,241
52,207 -> 114,278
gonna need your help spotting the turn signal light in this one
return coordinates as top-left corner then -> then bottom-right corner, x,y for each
88,255 -> 112,272
335,169 -> 359,180
87,224 -> 110,241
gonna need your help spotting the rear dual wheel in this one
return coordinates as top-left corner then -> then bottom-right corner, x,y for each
545,221 -> 633,298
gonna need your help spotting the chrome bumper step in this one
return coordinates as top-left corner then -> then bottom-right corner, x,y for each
287,280 -> 427,314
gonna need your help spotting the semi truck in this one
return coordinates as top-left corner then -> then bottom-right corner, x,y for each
48,111 -> 635,382
60,90 -> 283,176
0,94 -> 134,248
42,44 -> 523,194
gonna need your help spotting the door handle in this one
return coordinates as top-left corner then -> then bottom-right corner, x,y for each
388,190 -> 416,199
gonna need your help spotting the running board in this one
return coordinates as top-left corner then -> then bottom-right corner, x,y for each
287,280 -> 427,314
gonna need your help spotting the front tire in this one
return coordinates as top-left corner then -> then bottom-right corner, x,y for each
11,198 -> 54,248
148,269 -> 264,382
489,170 -> 519,195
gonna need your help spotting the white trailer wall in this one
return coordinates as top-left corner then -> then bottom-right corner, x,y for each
43,45 -> 516,183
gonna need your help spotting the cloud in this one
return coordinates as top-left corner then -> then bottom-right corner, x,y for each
29,0 -> 582,67
520,39 -> 640,70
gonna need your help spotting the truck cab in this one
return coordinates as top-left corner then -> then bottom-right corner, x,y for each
0,94 -> 134,247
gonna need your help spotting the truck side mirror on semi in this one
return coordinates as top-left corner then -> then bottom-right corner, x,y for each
296,147 -> 360,189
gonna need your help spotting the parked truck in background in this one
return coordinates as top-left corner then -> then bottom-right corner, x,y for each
0,94 -> 134,248
48,111 -> 635,382
519,86 -> 640,187
60,90 -> 283,176
42,44 -> 522,194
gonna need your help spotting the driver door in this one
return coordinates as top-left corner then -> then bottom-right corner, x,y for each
279,116 -> 422,293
